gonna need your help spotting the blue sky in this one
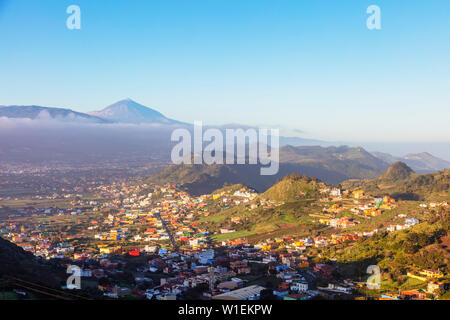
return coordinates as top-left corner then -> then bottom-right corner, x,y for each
0,0 -> 449,143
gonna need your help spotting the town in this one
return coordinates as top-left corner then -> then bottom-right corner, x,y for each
1,175 -> 448,301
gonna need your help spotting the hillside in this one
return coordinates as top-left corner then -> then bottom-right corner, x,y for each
378,162 -> 415,181
280,145 -> 385,168
343,162 -> 450,201
150,163 -> 277,196
149,145 -> 389,195
320,211 -> 449,289
262,174 -> 325,202
0,237 -> 63,287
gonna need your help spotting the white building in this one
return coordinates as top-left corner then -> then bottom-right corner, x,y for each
291,280 -> 308,292
198,249 -> 215,264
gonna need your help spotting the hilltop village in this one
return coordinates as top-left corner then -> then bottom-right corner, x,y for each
0,175 -> 449,300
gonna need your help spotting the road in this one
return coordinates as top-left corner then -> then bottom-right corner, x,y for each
154,211 -> 179,251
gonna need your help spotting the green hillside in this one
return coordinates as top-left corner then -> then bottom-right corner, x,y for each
262,174 -> 325,202
343,162 -> 450,201
319,210 -> 449,292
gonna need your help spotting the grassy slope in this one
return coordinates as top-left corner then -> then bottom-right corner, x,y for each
343,165 -> 450,201
319,211 -> 449,293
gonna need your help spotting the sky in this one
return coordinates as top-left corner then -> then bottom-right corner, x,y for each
0,0 -> 449,143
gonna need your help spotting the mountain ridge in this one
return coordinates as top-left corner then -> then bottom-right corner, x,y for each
1,101 -> 448,176
372,151 -> 450,173
0,105 -> 110,123
148,145 -> 390,195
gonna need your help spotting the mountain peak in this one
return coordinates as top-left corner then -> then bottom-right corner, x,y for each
381,161 -> 414,180
114,98 -> 140,105
88,99 -> 181,125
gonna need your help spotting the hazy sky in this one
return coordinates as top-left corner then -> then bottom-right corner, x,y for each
0,0 -> 449,142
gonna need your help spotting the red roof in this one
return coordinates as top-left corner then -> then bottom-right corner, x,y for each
128,250 -> 139,256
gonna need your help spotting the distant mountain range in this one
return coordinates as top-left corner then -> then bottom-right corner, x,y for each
149,145 -> 390,195
372,151 -> 450,173
0,99 -> 183,126
0,105 -> 110,123
149,145 -> 450,197
1,99 -> 449,177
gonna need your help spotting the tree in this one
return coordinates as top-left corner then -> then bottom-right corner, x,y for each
260,289 -> 277,300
